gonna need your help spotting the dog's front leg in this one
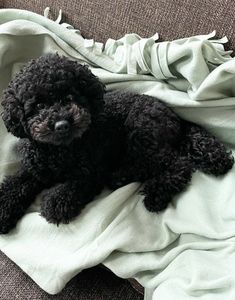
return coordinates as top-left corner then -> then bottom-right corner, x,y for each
0,169 -> 45,233
40,179 -> 100,225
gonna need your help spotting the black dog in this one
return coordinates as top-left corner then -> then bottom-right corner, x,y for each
0,54 -> 233,233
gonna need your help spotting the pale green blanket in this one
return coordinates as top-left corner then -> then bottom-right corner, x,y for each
0,8 -> 235,300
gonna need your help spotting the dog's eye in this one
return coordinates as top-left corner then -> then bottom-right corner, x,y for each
37,103 -> 45,109
66,95 -> 73,101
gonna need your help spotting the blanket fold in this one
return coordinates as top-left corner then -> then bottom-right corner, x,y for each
0,8 -> 235,300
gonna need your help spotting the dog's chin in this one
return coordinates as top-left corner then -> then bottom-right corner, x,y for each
32,131 -> 84,146
50,135 -> 75,146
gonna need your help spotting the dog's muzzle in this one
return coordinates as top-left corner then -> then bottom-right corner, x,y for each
29,103 -> 91,145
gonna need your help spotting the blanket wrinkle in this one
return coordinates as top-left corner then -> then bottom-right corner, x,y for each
1,8 -> 235,300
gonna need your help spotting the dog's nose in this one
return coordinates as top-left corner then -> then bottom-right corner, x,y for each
54,120 -> 70,133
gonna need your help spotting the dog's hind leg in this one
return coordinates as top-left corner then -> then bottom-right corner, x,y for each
142,157 -> 193,212
183,123 -> 234,176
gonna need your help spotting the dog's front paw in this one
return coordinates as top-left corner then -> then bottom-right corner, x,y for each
40,187 -> 83,225
0,193 -> 19,234
143,194 -> 169,213
0,211 -> 16,234
0,217 -> 16,234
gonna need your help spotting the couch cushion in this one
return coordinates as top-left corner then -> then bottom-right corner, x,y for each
0,251 -> 143,300
2,0 -> 235,51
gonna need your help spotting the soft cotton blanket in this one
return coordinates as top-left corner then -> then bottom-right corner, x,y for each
0,8 -> 235,300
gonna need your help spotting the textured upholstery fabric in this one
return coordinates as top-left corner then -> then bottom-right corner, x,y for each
2,0 -> 235,50
0,252 -> 143,300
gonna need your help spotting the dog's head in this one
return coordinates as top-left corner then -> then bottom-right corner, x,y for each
1,54 -> 105,145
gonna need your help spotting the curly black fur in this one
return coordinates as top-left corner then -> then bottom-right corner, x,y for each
0,53 -> 233,233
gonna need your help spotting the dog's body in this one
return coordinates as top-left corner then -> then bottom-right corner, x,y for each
0,54 -> 233,233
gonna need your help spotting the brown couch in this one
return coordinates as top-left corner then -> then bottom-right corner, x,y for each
1,0 -> 235,299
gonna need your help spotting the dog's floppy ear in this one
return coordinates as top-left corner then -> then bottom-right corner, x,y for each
1,86 -> 27,138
